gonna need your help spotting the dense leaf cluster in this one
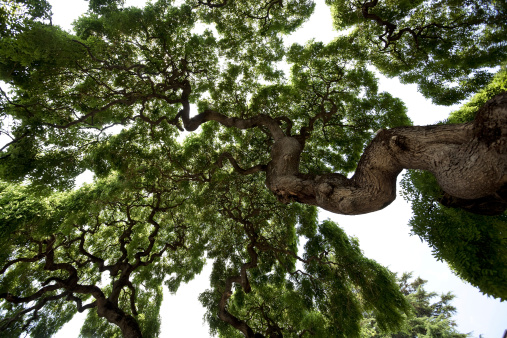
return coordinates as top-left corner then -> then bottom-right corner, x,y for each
327,0 -> 507,104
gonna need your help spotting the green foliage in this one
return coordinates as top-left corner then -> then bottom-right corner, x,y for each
327,0 -> 507,104
0,0 -> 52,36
0,168 -> 207,336
286,39 -> 411,174
401,169 -> 507,300
447,67 -> 507,124
87,0 -> 125,15
360,273 -> 470,337
200,220 -> 411,337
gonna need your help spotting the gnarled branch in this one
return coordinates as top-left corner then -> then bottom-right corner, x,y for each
266,92 -> 507,215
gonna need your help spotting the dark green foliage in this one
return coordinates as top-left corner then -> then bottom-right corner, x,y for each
401,169 -> 507,300
286,39 -> 411,174
447,67 -> 507,124
200,220 -> 411,338
87,0 -> 125,14
0,171 -> 207,336
0,0 -> 52,36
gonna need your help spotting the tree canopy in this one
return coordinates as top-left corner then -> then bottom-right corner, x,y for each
0,0 -> 506,337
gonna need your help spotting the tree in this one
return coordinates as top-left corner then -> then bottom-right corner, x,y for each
360,273 -> 470,338
0,0 -> 506,337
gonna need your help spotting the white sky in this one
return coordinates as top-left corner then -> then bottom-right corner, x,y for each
44,0 -> 507,337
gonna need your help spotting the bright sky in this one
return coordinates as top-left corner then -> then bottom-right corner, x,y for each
44,0 -> 507,337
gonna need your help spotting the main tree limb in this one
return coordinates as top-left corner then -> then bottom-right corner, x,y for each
266,92 -> 507,215
178,87 -> 507,215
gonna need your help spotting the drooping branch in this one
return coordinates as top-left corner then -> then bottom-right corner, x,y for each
212,206 -> 267,337
215,210 -> 359,337
218,240 -> 262,338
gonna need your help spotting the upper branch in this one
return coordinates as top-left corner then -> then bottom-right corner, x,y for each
180,108 -> 286,141
360,0 -> 459,49
175,83 -> 285,139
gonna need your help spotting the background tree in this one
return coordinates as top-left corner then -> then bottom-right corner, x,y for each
0,0 -> 506,337
360,273 -> 470,338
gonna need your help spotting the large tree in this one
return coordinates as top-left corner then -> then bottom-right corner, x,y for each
0,0 -> 506,337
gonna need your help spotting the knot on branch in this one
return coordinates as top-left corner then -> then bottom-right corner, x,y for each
389,134 -> 409,151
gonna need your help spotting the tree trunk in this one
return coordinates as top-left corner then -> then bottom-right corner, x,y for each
96,298 -> 143,338
266,92 -> 507,215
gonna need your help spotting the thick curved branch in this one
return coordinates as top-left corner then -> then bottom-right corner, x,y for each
266,92 -> 507,215
66,293 -> 97,312
0,285 -> 60,305
0,251 -> 44,274
180,108 -> 286,141
275,116 -> 293,136
176,86 -> 285,140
